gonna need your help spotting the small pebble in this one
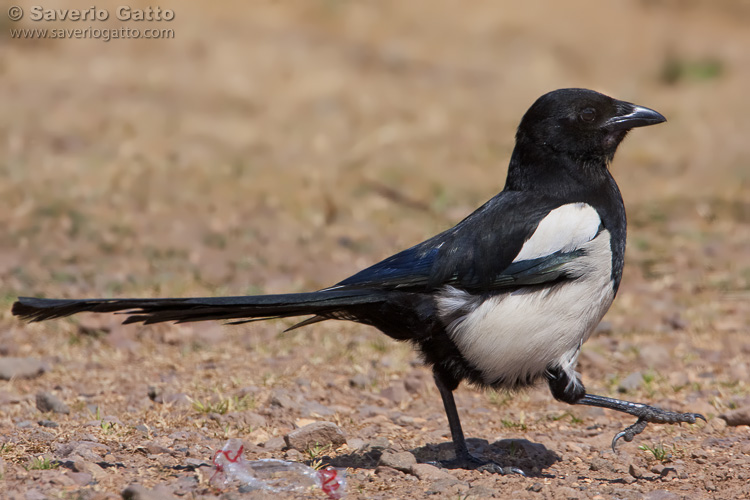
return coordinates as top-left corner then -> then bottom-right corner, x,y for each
410,463 -> 456,481
618,372 -> 644,393
270,390 -> 299,411
367,437 -> 391,450
589,457 -> 615,472
36,392 -> 70,414
706,417 -> 727,433
121,483 -> 174,500
284,421 -> 346,451
629,463 -> 644,479
374,465 -> 402,477
349,373 -> 371,388
719,406 -> 750,426
68,472 -> 93,486
0,357 -> 48,380
528,482 -> 543,492
379,382 -> 408,404
261,436 -> 286,451
379,450 -> 417,472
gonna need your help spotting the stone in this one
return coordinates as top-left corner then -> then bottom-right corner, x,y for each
141,442 -> 172,455
379,381 -> 408,404
54,441 -> 109,462
347,438 -> 366,450
618,372 -> 643,393
410,463 -> 456,481
367,437 -> 391,450
349,373 -> 372,388
262,436 -> 286,451
528,482 -> 544,492
705,417 -> 727,433
121,484 -> 176,500
374,465 -> 402,477
284,421 -> 346,451
270,390 -> 299,411
301,401 -> 335,417
468,485 -> 499,498
638,345 -> 672,369
578,349 -> 610,372
160,393 -> 191,407
719,406 -> 750,426
404,374 -> 427,394
0,390 -> 22,405
36,392 -> 70,414
628,463 -> 645,479
69,472 -> 93,486
644,491 -> 681,500
0,357 -> 48,380
589,457 -> 616,472
426,477 -> 466,494
72,460 -> 106,479
358,405 -> 387,418
24,489 -> 47,500
379,450 -> 417,472
77,316 -> 111,336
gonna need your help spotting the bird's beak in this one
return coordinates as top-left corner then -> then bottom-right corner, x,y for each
605,103 -> 666,131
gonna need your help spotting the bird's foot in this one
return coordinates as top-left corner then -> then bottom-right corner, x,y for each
439,453 -> 525,475
611,409 -> 706,451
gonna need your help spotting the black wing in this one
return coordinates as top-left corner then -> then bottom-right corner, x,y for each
331,191 -> 580,293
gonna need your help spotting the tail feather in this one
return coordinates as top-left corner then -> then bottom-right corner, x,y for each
12,290 -> 386,326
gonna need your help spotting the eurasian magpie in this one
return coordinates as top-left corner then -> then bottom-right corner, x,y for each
12,88 -> 704,470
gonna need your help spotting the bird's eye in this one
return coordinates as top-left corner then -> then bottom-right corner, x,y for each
579,108 -> 597,123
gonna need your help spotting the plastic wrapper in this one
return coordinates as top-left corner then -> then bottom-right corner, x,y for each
211,438 -> 346,498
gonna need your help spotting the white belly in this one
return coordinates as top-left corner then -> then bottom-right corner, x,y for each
438,230 -> 615,386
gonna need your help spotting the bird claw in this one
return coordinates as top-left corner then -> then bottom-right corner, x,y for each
610,412 -> 707,452
438,453 -> 525,475
476,463 -> 526,476
611,418 -> 648,452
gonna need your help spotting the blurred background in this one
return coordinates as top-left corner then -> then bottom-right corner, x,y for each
0,0 -> 749,494
2,1 -> 749,304
2,1 -> 749,305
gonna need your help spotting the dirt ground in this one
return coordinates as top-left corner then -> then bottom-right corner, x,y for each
1,1 -> 750,499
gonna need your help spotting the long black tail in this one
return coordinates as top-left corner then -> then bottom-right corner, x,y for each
12,289 -> 386,326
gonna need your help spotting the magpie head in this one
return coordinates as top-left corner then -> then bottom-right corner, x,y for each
516,88 -> 666,163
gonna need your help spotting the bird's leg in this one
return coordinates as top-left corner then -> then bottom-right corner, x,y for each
433,371 -> 523,474
433,372 -> 474,465
547,368 -> 705,451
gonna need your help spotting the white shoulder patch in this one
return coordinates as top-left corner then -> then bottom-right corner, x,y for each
513,203 -> 601,262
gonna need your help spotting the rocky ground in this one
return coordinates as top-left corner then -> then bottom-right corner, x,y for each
1,1 -> 749,499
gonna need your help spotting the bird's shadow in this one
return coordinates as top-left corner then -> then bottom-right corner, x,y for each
323,438 -> 560,476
